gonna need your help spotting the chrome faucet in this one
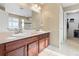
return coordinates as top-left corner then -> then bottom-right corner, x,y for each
7,28 -> 22,34
14,28 -> 22,34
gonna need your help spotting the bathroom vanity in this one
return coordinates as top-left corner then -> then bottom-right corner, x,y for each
0,31 -> 50,56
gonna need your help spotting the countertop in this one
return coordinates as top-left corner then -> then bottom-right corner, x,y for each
0,30 -> 50,44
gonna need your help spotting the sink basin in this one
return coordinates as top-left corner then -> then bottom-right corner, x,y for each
11,33 -> 25,37
7,33 -> 26,39
7,36 -> 16,39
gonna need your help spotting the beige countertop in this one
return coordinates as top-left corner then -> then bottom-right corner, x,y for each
0,30 -> 50,44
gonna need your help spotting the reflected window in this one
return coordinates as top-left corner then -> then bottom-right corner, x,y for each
8,17 -> 19,29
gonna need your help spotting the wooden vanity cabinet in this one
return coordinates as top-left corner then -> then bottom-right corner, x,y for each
0,33 -> 50,56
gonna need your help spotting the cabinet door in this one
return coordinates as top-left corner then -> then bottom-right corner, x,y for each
28,41 -> 38,56
6,47 -> 24,56
39,39 -> 45,52
0,44 -> 4,56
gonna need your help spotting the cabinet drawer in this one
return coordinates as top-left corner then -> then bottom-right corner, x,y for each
26,37 -> 38,44
39,34 -> 45,39
6,39 -> 25,53
39,33 -> 49,39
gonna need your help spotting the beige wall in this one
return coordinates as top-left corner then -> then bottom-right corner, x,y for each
41,4 -> 60,47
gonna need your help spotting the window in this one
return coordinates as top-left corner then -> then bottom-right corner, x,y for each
8,17 -> 19,29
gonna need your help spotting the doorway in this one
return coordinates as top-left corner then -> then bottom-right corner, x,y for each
63,10 -> 79,51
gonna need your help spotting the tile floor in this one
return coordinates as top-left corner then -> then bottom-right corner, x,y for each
38,48 -> 65,56
39,38 -> 79,56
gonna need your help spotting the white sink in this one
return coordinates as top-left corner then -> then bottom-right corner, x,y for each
11,33 -> 25,37
7,33 -> 25,39
7,36 -> 16,39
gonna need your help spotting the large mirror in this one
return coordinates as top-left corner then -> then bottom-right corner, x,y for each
0,3 -> 42,33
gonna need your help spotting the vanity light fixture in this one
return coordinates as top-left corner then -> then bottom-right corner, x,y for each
31,4 -> 41,13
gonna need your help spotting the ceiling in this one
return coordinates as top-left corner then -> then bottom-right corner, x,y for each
0,3 -> 78,7
62,3 -> 78,7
